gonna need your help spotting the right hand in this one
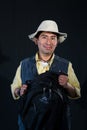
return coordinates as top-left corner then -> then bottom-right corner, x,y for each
20,84 -> 28,96
14,84 -> 28,97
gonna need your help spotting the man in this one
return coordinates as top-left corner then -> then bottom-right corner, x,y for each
11,20 -> 80,130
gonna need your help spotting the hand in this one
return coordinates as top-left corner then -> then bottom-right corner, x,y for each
14,85 -> 28,97
58,74 -> 77,98
20,84 -> 28,96
58,74 -> 68,88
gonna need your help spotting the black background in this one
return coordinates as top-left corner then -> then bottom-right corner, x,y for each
0,0 -> 87,130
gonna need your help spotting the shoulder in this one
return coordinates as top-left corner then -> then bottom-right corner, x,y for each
21,56 -> 35,64
54,55 -> 70,64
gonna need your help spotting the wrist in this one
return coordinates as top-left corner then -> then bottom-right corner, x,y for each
63,82 -> 72,89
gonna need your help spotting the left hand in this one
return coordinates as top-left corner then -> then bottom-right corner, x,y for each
58,74 -> 68,88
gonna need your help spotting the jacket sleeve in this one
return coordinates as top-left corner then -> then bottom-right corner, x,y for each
11,64 -> 22,99
68,62 -> 81,98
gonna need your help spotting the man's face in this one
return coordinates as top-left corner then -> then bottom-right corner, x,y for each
35,32 -> 59,56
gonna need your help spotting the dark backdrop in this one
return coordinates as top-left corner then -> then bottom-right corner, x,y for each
0,0 -> 87,130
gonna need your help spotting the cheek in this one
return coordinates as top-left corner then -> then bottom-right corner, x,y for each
37,42 -> 43,49
38,40 -> 45,47
53,44 -> 57,50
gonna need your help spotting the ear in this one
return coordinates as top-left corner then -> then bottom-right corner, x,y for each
32,38 -> 38,45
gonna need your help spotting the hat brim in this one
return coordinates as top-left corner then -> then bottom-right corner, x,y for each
28,31 -> 67,43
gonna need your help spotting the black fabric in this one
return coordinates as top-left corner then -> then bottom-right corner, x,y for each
79,79 -> 87,108
18,71 -> 69,130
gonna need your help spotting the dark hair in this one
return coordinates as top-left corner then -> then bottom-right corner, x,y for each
35,31 -> 60,39
35,31 -> 43,38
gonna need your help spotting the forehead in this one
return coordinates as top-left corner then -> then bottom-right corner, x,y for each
39,32 -> 57,37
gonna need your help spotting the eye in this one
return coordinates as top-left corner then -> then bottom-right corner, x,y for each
41,35 -> 47,39
41,35 -> 47,40
51,37 -> 55,40
42,36 -> 46,38
51,37 -> 57,41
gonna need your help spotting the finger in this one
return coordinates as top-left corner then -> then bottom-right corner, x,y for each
22,84 -> 28,88
20,85 -> 28,96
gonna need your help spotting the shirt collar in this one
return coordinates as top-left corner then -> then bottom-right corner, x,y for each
35,52 -> 55,64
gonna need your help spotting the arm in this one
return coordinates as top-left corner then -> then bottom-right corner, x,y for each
11,65 -> 22,99
11,64 -> 29,99
58,62 -> 81,98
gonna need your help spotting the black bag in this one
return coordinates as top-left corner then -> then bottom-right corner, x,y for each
18,71 -> 70,130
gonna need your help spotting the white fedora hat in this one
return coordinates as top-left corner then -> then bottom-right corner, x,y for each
28,20 -> 67,43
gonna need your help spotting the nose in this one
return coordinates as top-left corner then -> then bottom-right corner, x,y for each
46,38 -> 51,45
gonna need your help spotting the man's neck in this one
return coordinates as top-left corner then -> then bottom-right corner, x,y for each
38,53 -> 53,62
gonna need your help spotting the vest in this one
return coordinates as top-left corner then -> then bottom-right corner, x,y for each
18,55 -> 71,130
21,55 -> 69,84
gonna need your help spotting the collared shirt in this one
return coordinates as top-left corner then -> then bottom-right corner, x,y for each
36,53 -> 55,74
11,53 -> 80,99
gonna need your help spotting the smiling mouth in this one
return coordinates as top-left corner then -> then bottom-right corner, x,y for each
44,46 -> 52,50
